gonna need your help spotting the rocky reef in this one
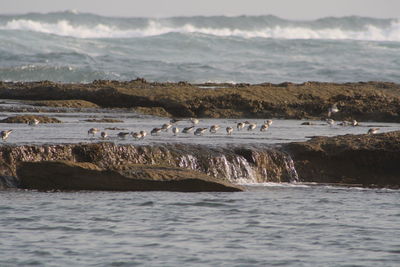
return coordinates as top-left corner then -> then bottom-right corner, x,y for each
1,130 -> 400,191
17,161 -> 243,192
0,142 -> 296,191
284,131 -> 400,188
1,80 -> 400,121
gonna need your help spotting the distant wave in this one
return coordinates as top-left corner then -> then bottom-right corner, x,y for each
1,17 -> 400,41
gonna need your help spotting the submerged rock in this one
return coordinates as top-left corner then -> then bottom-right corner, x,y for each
17,161 -> 243,192
0,115 -> 62,124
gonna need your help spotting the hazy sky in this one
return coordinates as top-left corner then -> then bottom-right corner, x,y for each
2,0 -> 399,19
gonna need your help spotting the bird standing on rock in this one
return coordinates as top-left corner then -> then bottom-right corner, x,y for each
88,128 -> 100,136
194,128 -> 207,136
190,118 -> 199,125
172,127 -> 179,136
151,128 -> 162,136
117,132 -> 130,139
226,127 -> 233,135
161,123 -> 172,132
28,118 -> 40,126
1,130 -> 12,141
247,123 -> 257,131
210,125 -> 220,133
260,124 -> 269,132
237,122 -> 245,131
100,131 -> 108,139
182,126 -> 195,134
140,131 -> 147,139
367,128 -> 379,135
328,104 -> 339,117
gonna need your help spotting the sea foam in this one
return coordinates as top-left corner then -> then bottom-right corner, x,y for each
1,18 -> 400,41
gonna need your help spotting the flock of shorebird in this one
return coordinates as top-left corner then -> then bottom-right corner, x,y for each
87,118 -> 274,141
0,104 -> 382,141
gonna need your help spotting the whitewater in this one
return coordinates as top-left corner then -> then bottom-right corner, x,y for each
0,11 -> 399,83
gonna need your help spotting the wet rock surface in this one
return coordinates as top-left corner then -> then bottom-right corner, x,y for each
0,115 -> 62,124
0,142 -> 296,190
284,131 -> 400,188
1,80 -> 400,121
17,161 -> 243,192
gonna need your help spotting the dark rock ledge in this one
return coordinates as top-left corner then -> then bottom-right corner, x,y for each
1,131 -> 400,191
17,161 -> 243,192
284,131 -> 400,188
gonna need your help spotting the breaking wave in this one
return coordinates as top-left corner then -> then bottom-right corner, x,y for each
1,15 -> 400,41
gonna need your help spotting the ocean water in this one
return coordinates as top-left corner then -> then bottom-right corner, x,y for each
1,186 -> 399,266
0,11 -> 399,83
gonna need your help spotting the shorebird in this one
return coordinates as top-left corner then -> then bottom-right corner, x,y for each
182,126 -> 195,134
28,118 -> 40,126
88,128 -> 100,136
170,118 -> 181,124
367,128 -> 379,135
237,122 -> 245,131
326,119 -> 335,126
161,123 -> 172,132
151,128 -> 162,136
226,127 -> 233,135
260,124 -> 269,132
209,125 -> 220,133
100,131 -> 108,139
352,120 -> 359,126
1,130 -> 12,141
172,127 -> 179,136
190,118 -> 199,125
194,127 -> 208,136
140,130 -> 147,139
117,132 -> 130,139
266,120 -> 273,127
328,104 -> 339,117
132,132 -> 143,140
338,121 -> 350,126
247,123 -> 257,131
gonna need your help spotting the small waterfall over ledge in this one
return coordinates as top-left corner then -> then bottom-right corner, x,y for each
0,143 -> 299,188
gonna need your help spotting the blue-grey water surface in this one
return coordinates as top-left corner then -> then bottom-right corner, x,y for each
0,11 -> 399,83
1,185 -> 399,266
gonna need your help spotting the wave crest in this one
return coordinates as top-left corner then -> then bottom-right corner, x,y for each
1,18 -> 400,41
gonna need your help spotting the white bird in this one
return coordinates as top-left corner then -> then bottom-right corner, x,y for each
172,127 -> 179,136
88,128 -> 100,136
247,123 -> 257,131
226,127 -> 233,135
326,119 -> 335,126
1,130 -> 12,141
352,120 -> 359,126
367,128 -> 379,135
117,132 -> 130,139
190,118 -> 199,125
194,128 -> 208,136
266,120 -> 273,127
237,122 -> 245,131
182,126 -> 195,134
161,123 -> 172,132
328,104 -> 339,117
139,131 -> 147,139
28,118 -> 40,126
210,125 -> 220,133
151,128 -> 162,136
100,131 -> 108,139
132,132 -> 143,140
260,124 -> 269,132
